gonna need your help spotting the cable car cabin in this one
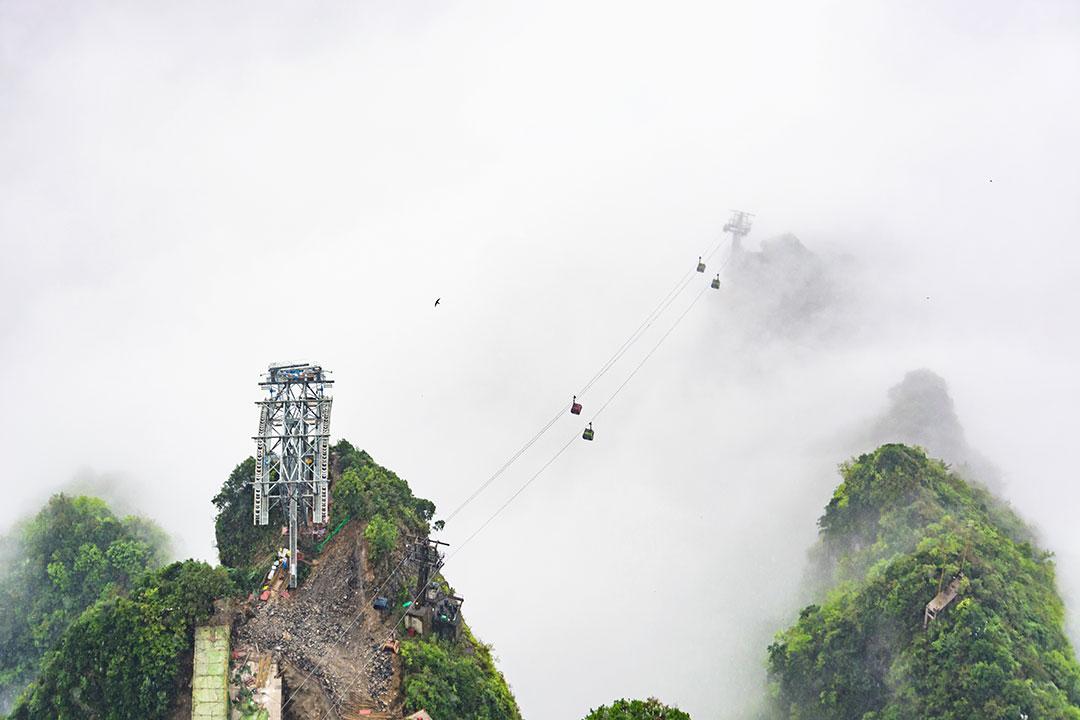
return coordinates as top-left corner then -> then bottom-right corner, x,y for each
571,396 -> 582,415
711,274 -> 720,289
696,257 -> 706,273
582,423 -> 595,441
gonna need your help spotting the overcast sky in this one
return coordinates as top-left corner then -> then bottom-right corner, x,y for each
2,2 -> 1079,718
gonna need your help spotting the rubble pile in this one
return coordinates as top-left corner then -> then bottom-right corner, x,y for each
236,521 -> 410,719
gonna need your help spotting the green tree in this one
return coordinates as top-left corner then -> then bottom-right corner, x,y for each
582,698 -> 692,720
401,631 -> 521,720
363,514 -> 398,567
330,440 -> 436,531
333,466 -> 367,519
212,458 -> 278,576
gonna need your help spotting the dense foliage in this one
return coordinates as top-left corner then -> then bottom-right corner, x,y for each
331,440 -> 436,532
582,698 -> 692,719
363,513 -> 398,567
401,627 -> 521,720
11,559 -> 237,719
0,494 -> 169,713
766,444 -> 1080,720
212,458 -> 279,579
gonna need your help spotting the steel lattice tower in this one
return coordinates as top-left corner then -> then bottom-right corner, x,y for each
253,362 -> 333,588
723,210 -> 754,252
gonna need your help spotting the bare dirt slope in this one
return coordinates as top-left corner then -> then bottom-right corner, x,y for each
236,520 -> 410,720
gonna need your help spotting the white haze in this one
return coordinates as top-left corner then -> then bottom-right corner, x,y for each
2,2 -> 1079,718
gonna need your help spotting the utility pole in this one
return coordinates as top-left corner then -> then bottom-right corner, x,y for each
253,362 -> 334,588
406,536 -> 465,639
408,537 -> 449,606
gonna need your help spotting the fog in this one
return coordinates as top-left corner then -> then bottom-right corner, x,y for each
2,2 -> 1079,718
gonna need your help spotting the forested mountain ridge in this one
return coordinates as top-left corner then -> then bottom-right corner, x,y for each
5,443 -> 1076,720
765,444 -> 1080,720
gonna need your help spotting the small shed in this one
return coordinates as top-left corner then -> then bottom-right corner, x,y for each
924,574 -> 963,628
406,711 -> 433,720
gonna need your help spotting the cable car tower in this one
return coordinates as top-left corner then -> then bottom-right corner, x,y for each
253,362 -> 334,588
723,210 -> 754,252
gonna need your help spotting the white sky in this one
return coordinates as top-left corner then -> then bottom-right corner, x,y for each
2,2 -> 1079,718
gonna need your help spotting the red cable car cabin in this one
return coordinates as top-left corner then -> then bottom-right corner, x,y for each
571,396 -> 582,415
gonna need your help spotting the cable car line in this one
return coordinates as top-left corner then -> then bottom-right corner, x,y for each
288,227 -> 740,716
442,404 -> 565,523
578,232 -> 731,398
287,247 -> 723,712
451,429 -> 579,559
441,240 -> 724,526
299,241 -> 732,718
576,268 -> 696,398
589,285 -> 709,421
452,283 -> 710,560
317,280 -> 715,719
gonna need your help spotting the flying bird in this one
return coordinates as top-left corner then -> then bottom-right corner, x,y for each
434,298 -> 441,308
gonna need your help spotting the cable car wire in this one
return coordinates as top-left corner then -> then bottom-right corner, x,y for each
454,283 -> 711,560
577,231 -> 730,396
294,238 -> 734,716
443,254 -> 708,524
442,236 -> 728,526
321,280 -> 716,719
442,405 -> 565,523
590,285 -> 709,421
575,267 -> 694,397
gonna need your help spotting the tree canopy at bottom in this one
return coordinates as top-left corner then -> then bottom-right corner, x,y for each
582,698 -> 692,719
